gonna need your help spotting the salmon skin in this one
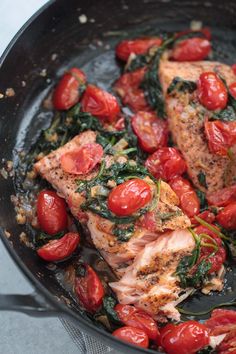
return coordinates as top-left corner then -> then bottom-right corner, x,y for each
159,60 -> 236,193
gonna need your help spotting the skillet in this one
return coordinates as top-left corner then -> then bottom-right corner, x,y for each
0,0 -> 236,353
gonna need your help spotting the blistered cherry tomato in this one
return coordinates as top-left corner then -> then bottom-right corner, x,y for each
131,111 -> 168,153
157,323 -> 176,347
108,179 -> 152,217
112,326 -> 149,348
115,304 -> 159,340
194,225 -> 226,273
207,184 -> 236,207
37,232 -> 80,262
145,147 -> 187,181
160,321 -> 209,354
194,210 -> 215,225
81,84 -> 120,123
205,309 -> 236,335
37,190 -> 68,235
75,264 -> 104,313
198,72 -> 228,110
175,28 -> 211,41
217,330 -> 236,354
116,37 -> 162,61
60,143 -> 103,175
169,176 -> 200,218
53,68 -> 86,110
114,67 -> 150,112
229,82 -> 236,99
216,202 -> 236,229
205,120 -> 236,156
171,37 -> 211,61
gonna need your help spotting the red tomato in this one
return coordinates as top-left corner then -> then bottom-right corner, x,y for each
114,67 -> 150,112
207,184 -> 236,207
116,37 -> 162,61
108,179 -> 152,217
37,232 -> 80,261
60,143 -> 103,175
131,111 -> 168,153
232,64 -> 236,76
81,84 -> 120,123
175,28 -> 211,41
216,202 -> 236,229
171,37 -> 211,61
218,330 -> 236,354
198,72 -> 228,110
157,323 -> 176,347
145,147 -> 187,181
160,321 -> 209,354
205,309 -> 236,334
53,68 -> 86,110
37,190 -> 68,235
115,304 -> 159,340
75,264 -> 104,313
194,210 -> 215,225
205,120 -> 236,156
169,176 -> 200,218
194,225 -> 226,273
229,82 -> 236,99
112,326 -> 149,348
114,116 -> 125,131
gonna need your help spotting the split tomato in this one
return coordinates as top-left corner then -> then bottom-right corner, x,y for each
108,179 -> 152,217
204,120 -> 236,156
145,147 -> 187,181
37,232 -> 80,262
112,326 -> 149,348
169,176 -> 200,218
159,321 -> 209,354
75,264 -> 104,313
53,68 -> 86,110
207,184 -> 236,207
81,84 -> 120,123
198,72 -> 228,110
37,190 -> 68,235
131,111 -> 168,153
171,37 -> 211,62
115,304 -> 159,340
60,143 -> 103,175
216,202 -> 236,229
114,67 -> 150,112
116,37 -> 162,61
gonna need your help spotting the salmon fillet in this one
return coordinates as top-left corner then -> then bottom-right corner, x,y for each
110,229 -> 195,321
159,60 -> 236,193
34,131 -> 190,277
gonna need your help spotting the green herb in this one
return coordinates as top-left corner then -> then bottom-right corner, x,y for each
167,77 -> 197,95
197,171 -> 208,189
196,189 -> 208,211
212,105 -> 236,122
34,231 -> 64,248
155,210 -> 182,221
113,225 -> 135,242
126,54 -> 150,72
102,296 -> 121,324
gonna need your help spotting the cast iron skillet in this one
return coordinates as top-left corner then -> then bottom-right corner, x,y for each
0,0 -> 236,353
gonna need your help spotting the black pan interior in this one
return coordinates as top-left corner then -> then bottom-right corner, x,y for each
0,0 -> 236,352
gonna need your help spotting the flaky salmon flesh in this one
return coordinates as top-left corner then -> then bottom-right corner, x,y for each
159,60 -> 236,193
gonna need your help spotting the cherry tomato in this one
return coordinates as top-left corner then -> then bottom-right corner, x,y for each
205,120 -> 236,156
198,72 -> 228,110
53,68 -> 86,110
114,116 -> 125,131
131,111 -> 168,153
116,37 -> 162,61
37,190 -> 68,235
37,232 -> 80,262
114,67 -> 150,112
175,28 -> 211,41
81,84 -> 120,123
194,210 -> 215,225
160,321 -> 209,354
216,202 -> 236,229
115,304 -> 159,340
60,143 -> 103,175
217,330 -> 236,354
169,176 -> 200,218
171,37 -> 211,61
229,82 -> 236,99
157,323 -> 176,347
207,184 -> 236,207
108,179 -> 152,217
232,64 -> 236,76
205,309 -> 236,335
112,326 -> 149,348
194,225 -> 226,273
145,147 -> 187,181
75,264 -> 104,313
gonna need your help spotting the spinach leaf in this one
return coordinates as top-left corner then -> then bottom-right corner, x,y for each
196,189 -> 208,211
167,77 -> 197,95
102,296 -> 121,324
113,225 -> 134,242
197,171 -> 208,189
34,231 -> 64,248
126,54 -> 149,72
212,105 -> 236,122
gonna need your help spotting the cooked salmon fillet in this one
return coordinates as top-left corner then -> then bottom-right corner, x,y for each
159,60 -> 236,193
34,131 -> 190,277
110,229 -> 195,321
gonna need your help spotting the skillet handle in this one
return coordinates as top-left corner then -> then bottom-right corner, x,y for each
0,292 -> 60,317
